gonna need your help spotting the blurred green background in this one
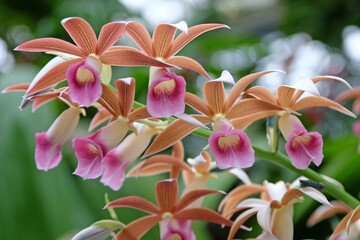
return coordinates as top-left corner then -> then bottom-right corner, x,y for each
1,0 -> 360,239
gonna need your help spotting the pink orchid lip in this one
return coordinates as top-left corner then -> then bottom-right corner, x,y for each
285,131 -> 323,169
66,56 -> 103,107
160,220 -> 195,240
209,126 -> 255,169
147,68 -> 186,118
353,120 -> 360,138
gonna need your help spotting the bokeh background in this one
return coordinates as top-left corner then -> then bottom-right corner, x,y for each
1,0 -> 360,239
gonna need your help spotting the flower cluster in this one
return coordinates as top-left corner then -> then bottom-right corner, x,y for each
4,17 -> 360,240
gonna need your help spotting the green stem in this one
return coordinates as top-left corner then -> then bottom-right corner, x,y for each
131,100 -> 359,208
271,115 -> 280,153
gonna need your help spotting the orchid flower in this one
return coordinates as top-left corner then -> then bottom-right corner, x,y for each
336,86 -> 360,115
220,180 -> 330,240
105,179 -> 232,240
308,202 -> 360,240
147,68 -> 187,118
100,124 -> 158,191
71,77 -> 153,180
15,17 -> 171,106
143,70 -> 284,158
278,113 -> 324,169
115,21 -> 229,79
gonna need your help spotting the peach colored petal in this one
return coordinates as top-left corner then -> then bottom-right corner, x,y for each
125,21 -> 154,56
61,17 -> 97,54
276,86 -> 296,109
184,92 -> 212,117
96,21 -> 127,55
156,179 -> 178,212
228,208 -> 257,240
115,78 -> 135,117
244,86 -> 277,104
105,196 -> 160,215
336,87 -> 360,103
173,208 -> 232,226
116,215 -> 162,240
89,107 -> 112,131
1,83 -> 30,93
166,56 -> 210,79
231,110 -> 279,130
99,83 -> 121,116
152,24 -> 178,58
128,107 -> 152,122
203,81 -> 226,115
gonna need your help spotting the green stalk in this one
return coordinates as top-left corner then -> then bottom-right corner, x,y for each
131,100 -> 359,208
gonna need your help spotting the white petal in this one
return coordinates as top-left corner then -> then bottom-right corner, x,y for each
117,77 -> 133,85
72,226 -> 111,240
321,174 -> 344,190
229,168 -> 252,185
169,20 -> 188,34
257,203 -> 272,235
175,113 -> 209,129
211,70 -> 235,85
236,198 -> 268,209
265,181 -> 287,202
300,187 -> 331,206
132,122 -> 145,135
290,77 -> 320,96
187,153 -> 207,166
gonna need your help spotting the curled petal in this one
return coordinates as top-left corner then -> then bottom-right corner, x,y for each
147,69 -> 186,118
209,128 -> 255,169
285,131 -> 324,169
67,57 -> 102,106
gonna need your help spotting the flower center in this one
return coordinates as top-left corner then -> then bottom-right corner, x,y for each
292,135 -> 311,148
162,212 -> 173,221
218,135 -> 240,150
87,143 -> 99,155
154,79 -> 176,94
76,68 -> 95,84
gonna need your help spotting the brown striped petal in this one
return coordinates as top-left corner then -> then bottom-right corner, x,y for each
312,75 -> 352,89
2,83 -> 30,93
307,201 -> 351,227
276,86 -> 296,109
203,81 -> 226,115
174,190 -> 225,213
166,24 -> 229,58
125,21 -> 154,56
128,107 -> 152,122
329,212 -> 352,240
116,215 -> 162,240
15,38 -> 86,58
143,115 -> 212,157
244,86 -> 277,104
231,110 -> 279,130
100,47 -> 173,67
280,189 -> 303,206
115,78 -> 135,117
166,56 -> 210,79
152,24 -> 178,58
89,107 -> 112,131
173,208 -> 232,226
156,179 -> 178,212
226,98 -> 283,120
127,162 -> 171,177
61,17 -> 97,54
185,92 -> 212,117
228,208 -> 257,240
99,83 -> 121,116
26,58 -> 83,96
96,21 -> 127,55
336,87 -> 360,103
225,70 -> 281,112
293,96 -> 355,117
105,196 -> 160,215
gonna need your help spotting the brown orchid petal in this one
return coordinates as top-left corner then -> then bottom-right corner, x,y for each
174,190 -> 225,213
276,86 -> 296,108
97,98 -> 118,117
156,179 -> 178,212
152,24 -> 178,58
115,78 -> 135,117
174,208 -> 232,226
348,205 -> 360,227
15,38 -> 86,58
172,141 -> 184,160
193,151 -> 212,174
226,98 -> 283,120
100,48 -> 173,67
307,201 -> 351,227
125,21 -> 154,56
290,90 -> 305,106
227,208 -> 258,240
116,215 -> 162,240
105,196 -> 160,215
2,83 -> 30,93
203,81 -> 226,115
353,97 -> 360,115
99,83 -> 121,116
166,56 -> 210,79
127,162 -> 171,177
32,94 -> 59,111
96,21 -> 127,55
336,88 -> 360,103
312,75 -> 352,89
128,107 -> 152,122
26,58 -> 83,96
89,107 -> 112,131
244,86 -> 277,104
281,189 -> 303,206
293,96 -> 355,117
143,115 -> 212,157
166,24 -> 229,58
231,110 -> 279,130
329,212 -> 352,240
225,70 -> 280,112
61,17 -> 97,54
185,92 -> 212,117
219,185 -> 264,214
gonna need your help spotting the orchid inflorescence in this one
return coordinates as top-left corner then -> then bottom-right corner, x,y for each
4,16 -> 360,240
